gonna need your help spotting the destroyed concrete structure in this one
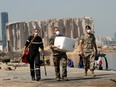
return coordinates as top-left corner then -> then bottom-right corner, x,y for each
6,16 -> 94,52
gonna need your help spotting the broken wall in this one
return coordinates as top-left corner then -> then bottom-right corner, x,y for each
6,16 -> 94,52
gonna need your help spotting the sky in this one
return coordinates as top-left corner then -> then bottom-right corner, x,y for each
0,0 -> 116,39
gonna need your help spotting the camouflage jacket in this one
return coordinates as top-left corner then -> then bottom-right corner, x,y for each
49,34 -> 66,55
80,33 -> 96,53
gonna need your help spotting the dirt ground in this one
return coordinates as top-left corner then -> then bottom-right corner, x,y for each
0,63 -> 116,87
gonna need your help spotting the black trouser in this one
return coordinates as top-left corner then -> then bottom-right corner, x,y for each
29,52 -> 41,79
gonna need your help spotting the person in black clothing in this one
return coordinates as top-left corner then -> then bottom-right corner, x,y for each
22,28 -> 44,81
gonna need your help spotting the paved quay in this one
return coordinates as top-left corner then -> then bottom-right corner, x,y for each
0,65 -> 116,87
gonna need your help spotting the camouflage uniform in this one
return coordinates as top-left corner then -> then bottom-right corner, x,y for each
80,33 -> 96,76
49,34 -> 67,79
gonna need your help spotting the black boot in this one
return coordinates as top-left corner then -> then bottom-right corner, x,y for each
35,69 -> 41,81
36,76 -> 41,81
30,69 -> 35,81
31,76 -> 35,81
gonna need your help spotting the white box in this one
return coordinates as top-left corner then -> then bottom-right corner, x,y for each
54,36 -> 76,52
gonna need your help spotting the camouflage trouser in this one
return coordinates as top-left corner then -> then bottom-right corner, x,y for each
53,54 -> 67,78
83,52 -> 95,71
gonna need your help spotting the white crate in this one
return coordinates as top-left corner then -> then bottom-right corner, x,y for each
54,36 -> 76,52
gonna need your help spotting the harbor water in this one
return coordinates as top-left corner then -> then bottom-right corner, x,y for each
102,52 -> 116,70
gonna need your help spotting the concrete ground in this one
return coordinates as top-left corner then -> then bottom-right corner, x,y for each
0,65 -> 116,87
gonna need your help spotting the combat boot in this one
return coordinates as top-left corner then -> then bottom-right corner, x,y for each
90,70 -> 94,77
31,76 -> 35,81
84,71 -> 87,76
56,78 -> 61,81
84,69 -> 88,76
62,77 -> 69,81
36,77 -> 41,81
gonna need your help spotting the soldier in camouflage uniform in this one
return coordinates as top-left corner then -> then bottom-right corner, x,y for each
79,25 -> 98,77
49,27 -> 68,81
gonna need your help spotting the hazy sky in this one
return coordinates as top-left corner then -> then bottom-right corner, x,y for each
0,0 -> 116,39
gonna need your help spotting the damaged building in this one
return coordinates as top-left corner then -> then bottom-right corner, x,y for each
6,16 -> 94,53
